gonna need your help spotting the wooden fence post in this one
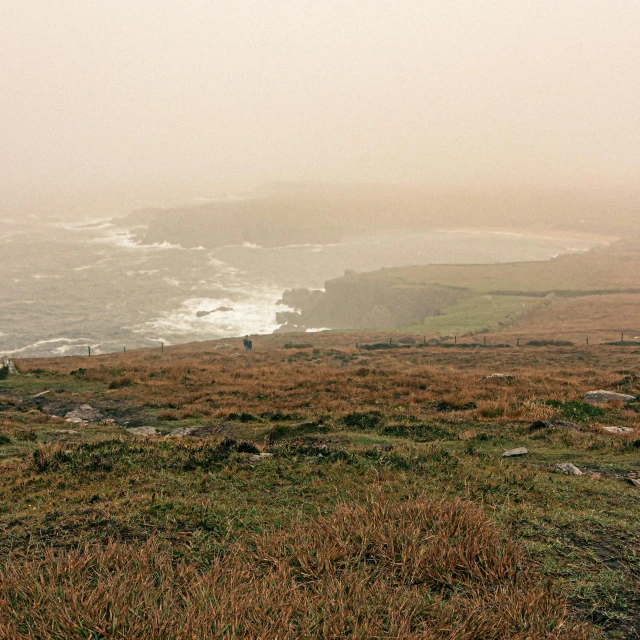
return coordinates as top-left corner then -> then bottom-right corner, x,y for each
161,342 -> 164,353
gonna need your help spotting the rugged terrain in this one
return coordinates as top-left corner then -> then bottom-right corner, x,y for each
1,336 -> 640,638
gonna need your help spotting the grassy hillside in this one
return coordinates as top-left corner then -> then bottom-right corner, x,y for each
1,337 -> 640,638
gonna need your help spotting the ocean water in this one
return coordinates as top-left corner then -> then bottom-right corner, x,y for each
0,216 -> 599,357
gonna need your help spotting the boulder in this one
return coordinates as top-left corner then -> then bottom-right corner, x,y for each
530,420 -> 581,431
582,390 -> 636,404
602,426 -> 635,434
64,404 -> 101,423
555,463 -> 583,476
484,373 -> 514,380
52,429 -> 80,436
125,426 -> 161,436
627,478 -> 640,488
502,447 -> 528,457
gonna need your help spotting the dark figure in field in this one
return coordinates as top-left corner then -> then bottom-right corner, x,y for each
243,335 -> 253,351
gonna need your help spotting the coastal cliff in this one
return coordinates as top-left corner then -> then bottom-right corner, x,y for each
276,274 -> 464,331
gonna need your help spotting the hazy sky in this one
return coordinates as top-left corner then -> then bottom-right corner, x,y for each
1,1 -> 639,214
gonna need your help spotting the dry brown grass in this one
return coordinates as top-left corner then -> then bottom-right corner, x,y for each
0,496 -> 592,639
12,336 -> 640,428
484,293 -> 640,344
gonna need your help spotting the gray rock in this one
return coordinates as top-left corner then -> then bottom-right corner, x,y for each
213,343 -> 231,349
502,447 -> 528,457
0,356 -> 18,375
555,463 -> 583,476
582,390 -> 636,404
65,404 -> 101,423
530,420 -> 581,431
627,478 -> 640,488
602,426 -> 635,434
484,373 -> 514,380
125,426 -> 161,436
52,429 -> 80,436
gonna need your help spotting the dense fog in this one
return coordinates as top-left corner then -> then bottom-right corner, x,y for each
1,1 -> 639,218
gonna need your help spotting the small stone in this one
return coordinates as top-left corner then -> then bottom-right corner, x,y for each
555,463 -> 583,476
587,472 -> 603,479
502,447 -> 528,457
125,426 -> 160,436
626,478 -> 640,488
484,373 -> 514,380
583,390 -> 636,404
52,429 -> 80,436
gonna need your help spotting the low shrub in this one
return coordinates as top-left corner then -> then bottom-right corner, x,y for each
342,411 -> 383,430
545,400 -> 605,422
109,376 -> 134,389
227,412 -> 259,423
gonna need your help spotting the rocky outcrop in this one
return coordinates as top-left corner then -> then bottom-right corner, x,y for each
583,390 -> 637,404
601,426 -> 635,434
65,405 -> 101,424
125,426 -> 161,436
